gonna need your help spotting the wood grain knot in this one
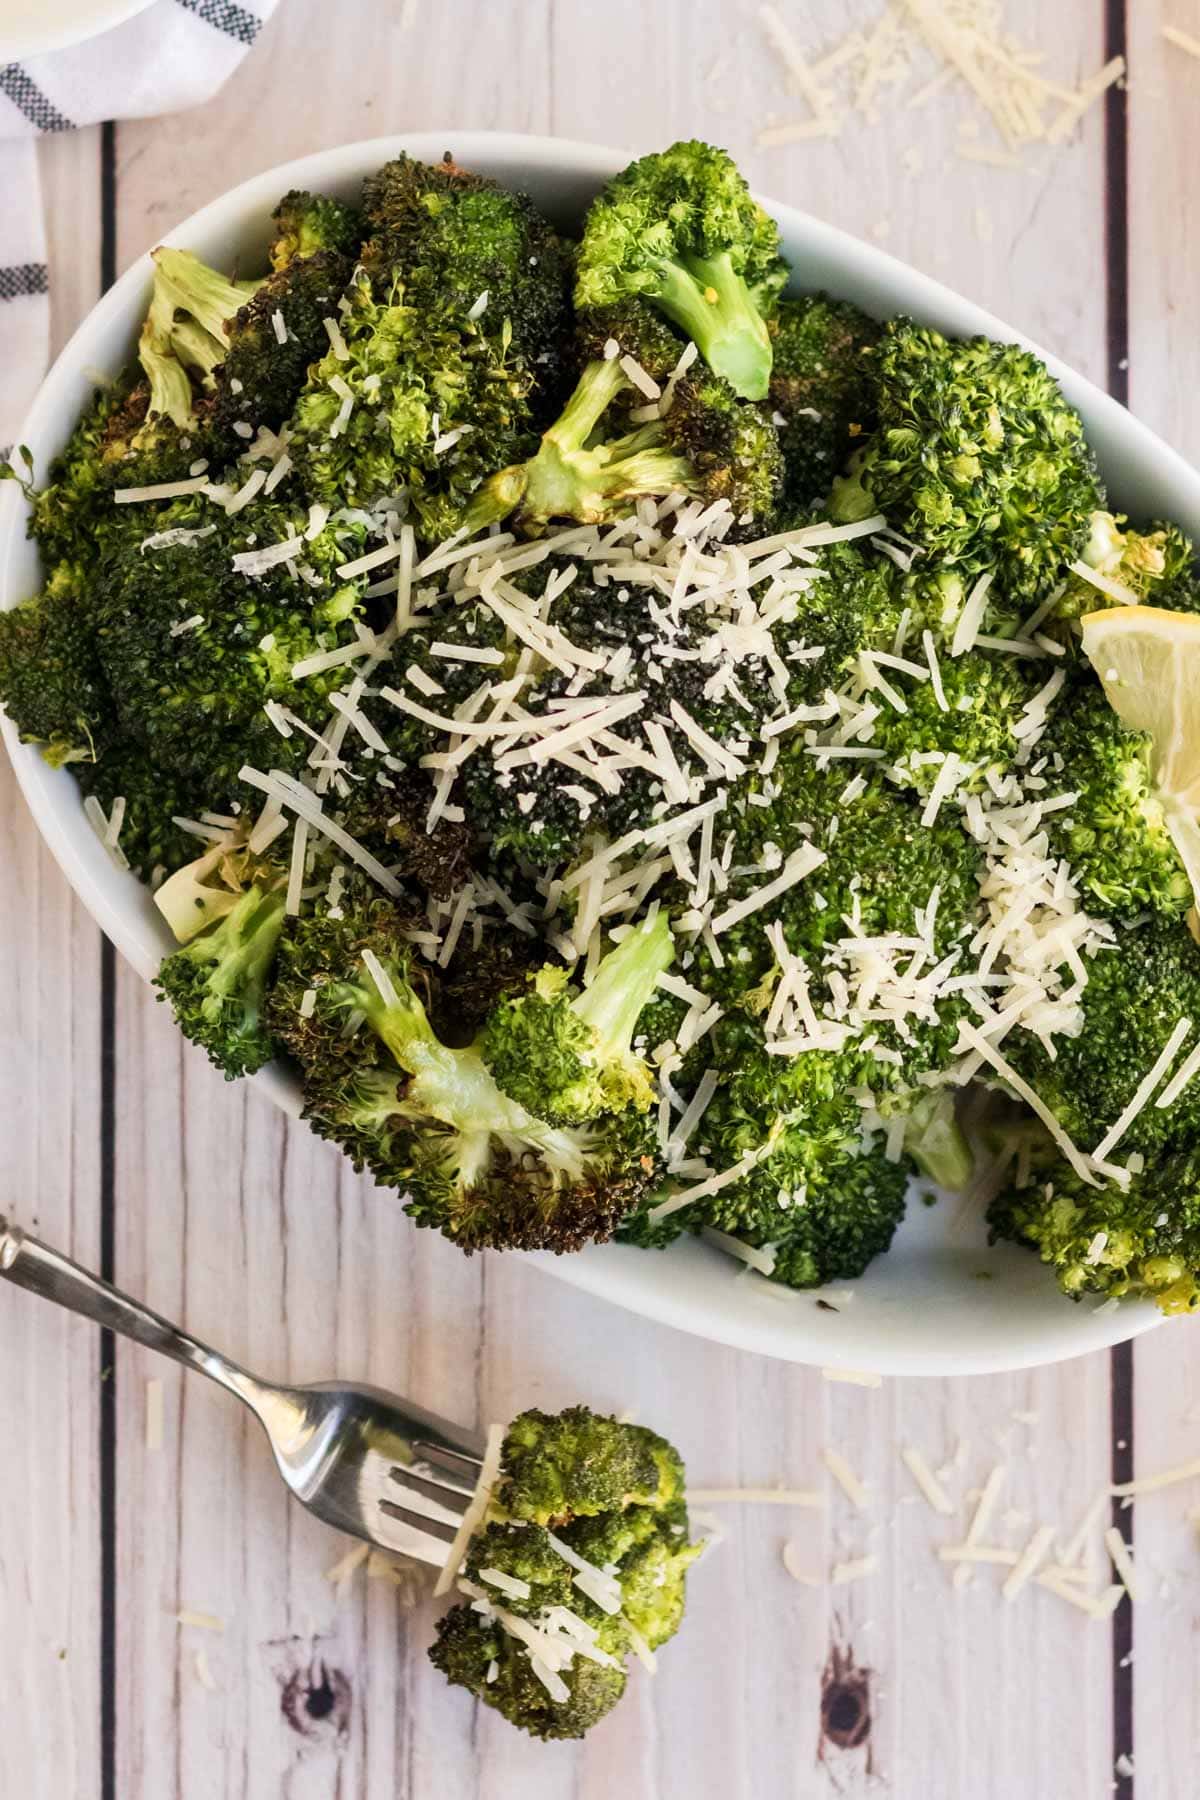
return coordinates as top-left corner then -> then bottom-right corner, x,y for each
820,1643 -> 871,1752
279,1657 -> 352,1745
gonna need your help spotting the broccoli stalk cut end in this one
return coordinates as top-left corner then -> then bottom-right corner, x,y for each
653,249 -> 773,401
465,358 -> 694,533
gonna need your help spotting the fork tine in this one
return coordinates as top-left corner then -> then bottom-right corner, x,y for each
379,1496 -> 458,1543
381,1469 -> 465,1530
394,1463 -> 479,1503
412,1438 -> 484,1476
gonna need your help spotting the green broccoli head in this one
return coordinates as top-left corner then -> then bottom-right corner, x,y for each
77,743 -> 225,881
989,1142 -> 1200,1314
208,250 -> 355,441
264,882 -> 429,1077
430,1404 -> 699,1739
1043,679 -> 1191,918
575,297 -> 691,382
0,561 -> 113,765
830,322 -> 1102,616
461,351 -> 696,535
662,369 -> 784,532
268,189 -> 362,270
567,1500 -> 703,1650
1007,916 -> 1200,1156
288,266 -> 538,541
480,913 -> 673,1126
872,648 -> 1038,796
576,141 -> 787,400
769,294 -> 881,506
496,1406 -> 684,1525
391,554 -> 829,868
428,1597 -> 627,1741
691,759 -> 980,1054
360,152 -> 573,403
154,880 -> 286,1078
667,1053 -> 910,1285
1047,511 -> 1200,640
339,779 -> 474,901
93,498 -> 366,790
293,941 -> 663,1252
22,376 -> 151,567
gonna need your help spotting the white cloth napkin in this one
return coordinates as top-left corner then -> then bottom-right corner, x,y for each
0,0 -> 279,447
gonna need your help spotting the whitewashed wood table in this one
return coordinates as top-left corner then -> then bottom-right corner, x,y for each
4,3 -> 1200,1795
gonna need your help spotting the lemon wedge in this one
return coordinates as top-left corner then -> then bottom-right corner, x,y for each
1081,605 -> 1200,910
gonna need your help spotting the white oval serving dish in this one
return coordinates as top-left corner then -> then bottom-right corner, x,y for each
5,131 -> 1193,1374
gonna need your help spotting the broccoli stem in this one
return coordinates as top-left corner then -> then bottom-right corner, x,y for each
197,887 -> 286,1021
651,251 -> 772,402
902,1091 -> 974,1193
462,359 -> 694,533
150,247 -> 256,350
154,843 -> 245,944
138,284 -> 196,432
573,911 -> 674,1060
356,960 -> 575,1144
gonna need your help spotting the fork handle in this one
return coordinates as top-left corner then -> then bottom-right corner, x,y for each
0,1213 -> 254,1398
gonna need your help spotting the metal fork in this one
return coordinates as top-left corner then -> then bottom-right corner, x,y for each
0,1213 -> 484,1566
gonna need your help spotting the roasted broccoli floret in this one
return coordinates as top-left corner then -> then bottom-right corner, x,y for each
769,294 -> 880,507
462,351 -> 695,532
480,913 -> 673,1126
1042,679 -> 1191,918
0,561 -> 112,765
360,152 -> 573,408
496,1406 -> 684,1524
18,378 -> 142,567
428,1598 -> 626,1741
154,880 -> 286,1077
268,188 -> 362,270
576,141 -> 787,400
665,367 -> 784,528
78,743 -> 222,881
387,554 -> 824,867
102,247 -> 263,481
1046,511 -> 1200,640
428,1404 -> 698,1739
567,1499 -> 702,1650
466,349 -> 786,535
989,1143 -> 1200,1314
689,757 -> 980,1057
264,882 -> 427,1075
1007,916 -> 1200,1156
648,1040 -> 914,1283
92,498 -> 367,790
287,264 -> 538,541
831,322 -> 1102,620
206,250 -> 355,441
290,926 -> 661,1252
871,648 -> 1038,796
340,780 -> 474,900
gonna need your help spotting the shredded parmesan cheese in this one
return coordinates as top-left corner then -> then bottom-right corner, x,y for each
434,1425 -> 502,1598
902,1446 -> 955,1515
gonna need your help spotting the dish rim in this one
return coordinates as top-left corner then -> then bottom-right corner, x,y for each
4,128 -> 1188,1374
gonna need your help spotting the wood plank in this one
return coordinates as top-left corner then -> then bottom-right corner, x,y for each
100,1 -> 1126,1794
0,125 -> 105,1800
1122,10 -> 1200,1796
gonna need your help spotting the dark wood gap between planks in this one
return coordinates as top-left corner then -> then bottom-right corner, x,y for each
1103,0 -> 1134,1792
98,118 -> 118,1800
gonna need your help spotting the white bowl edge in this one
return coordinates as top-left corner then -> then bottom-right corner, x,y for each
3,129 -> 1188,1375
